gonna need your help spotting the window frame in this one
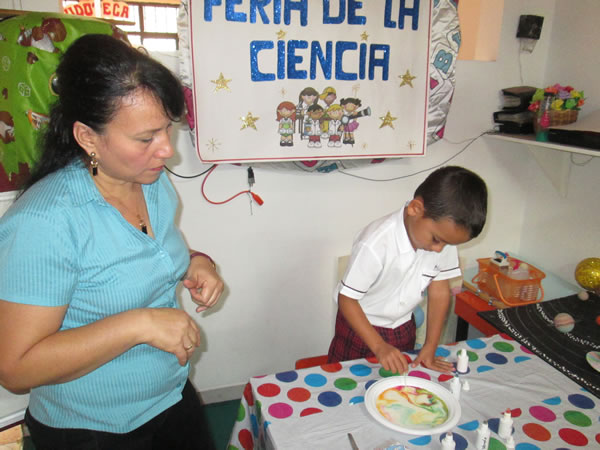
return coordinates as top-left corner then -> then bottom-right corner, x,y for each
122,2 -> 180,50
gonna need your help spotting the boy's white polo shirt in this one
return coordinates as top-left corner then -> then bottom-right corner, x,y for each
335,206 -> 461,329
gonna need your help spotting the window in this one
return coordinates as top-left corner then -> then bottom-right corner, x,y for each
62,1 -> 180,52
117,1 -> 180,51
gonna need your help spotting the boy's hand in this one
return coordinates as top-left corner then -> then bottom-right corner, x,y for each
412,346 -> 454,373
375,342 -> 409,374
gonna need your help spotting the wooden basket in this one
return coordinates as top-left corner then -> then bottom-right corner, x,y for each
534,109 -> 578,132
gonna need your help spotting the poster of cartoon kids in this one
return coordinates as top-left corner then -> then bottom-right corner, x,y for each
189,1 -> 432,162
276,87 -> 371,150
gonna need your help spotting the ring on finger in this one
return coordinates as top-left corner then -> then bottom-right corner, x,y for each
184,344 -> 193,350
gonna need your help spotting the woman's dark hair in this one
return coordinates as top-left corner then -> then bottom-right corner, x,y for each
20,34 -> 185,193
414,166 -> 488,238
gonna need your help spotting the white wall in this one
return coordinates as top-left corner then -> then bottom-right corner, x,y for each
169,0 -> 563,395
518,0 -> 600,281
0,0 -> 58,11
5,0 -> 597,398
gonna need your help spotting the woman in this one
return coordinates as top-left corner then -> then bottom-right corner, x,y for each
0,34 -> 223,449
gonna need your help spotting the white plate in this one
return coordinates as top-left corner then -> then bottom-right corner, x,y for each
364,376 -> 461,436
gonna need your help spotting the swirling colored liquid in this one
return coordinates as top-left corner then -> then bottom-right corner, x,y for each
376,385 -> 449,428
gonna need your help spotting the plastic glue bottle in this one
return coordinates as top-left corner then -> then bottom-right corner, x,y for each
441,431 -> 456,450
505,435 -> 516,449
476,420 -> 490,450
450,376 -> 461,400
457,348 -> 469,373
498,408 -> 513,439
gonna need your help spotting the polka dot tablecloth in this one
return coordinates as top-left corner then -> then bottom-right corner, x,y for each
227,334 -> 600,449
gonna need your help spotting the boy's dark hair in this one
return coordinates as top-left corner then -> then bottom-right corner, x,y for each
414,166 -> 487,238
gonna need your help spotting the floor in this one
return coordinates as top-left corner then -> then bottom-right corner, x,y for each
205,399 -> 241,449
21,398 -> 241,450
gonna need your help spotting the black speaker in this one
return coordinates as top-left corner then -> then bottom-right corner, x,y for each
516,15 -> 544,40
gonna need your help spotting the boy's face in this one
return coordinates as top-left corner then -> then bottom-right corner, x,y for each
404,198 -> 471,253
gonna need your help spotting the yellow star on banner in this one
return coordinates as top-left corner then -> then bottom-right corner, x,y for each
211,73 -> 232,92
361,31 -> 369,41
276,29 -> 286,40
206,138 -> 220,152
399,70 -> 416,88
379,111 -> 397,129
240,112 -> 259,130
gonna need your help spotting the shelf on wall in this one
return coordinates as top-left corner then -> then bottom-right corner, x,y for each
486,133 -> 600,157
485,133 -> 599,197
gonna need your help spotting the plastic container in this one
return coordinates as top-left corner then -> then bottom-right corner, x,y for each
472,257 -> 545,306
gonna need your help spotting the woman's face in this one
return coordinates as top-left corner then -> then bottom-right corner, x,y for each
92,89 -> 174,185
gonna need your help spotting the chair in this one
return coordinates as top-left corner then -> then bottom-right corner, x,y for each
295,355 -> 329,369
293,256 -> 349,370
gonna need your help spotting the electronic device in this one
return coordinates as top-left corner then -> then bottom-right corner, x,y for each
548,110 -> 600,151
493,86 -> 536,134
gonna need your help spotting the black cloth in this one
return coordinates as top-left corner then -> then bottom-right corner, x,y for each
25,380 -> 216,450
479,293 -> 600,398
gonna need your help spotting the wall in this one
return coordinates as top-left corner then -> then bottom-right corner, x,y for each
517,0 -> 600,281
170,0 -> 559,397
0,0 -> 58,10
4,0 -> 596,399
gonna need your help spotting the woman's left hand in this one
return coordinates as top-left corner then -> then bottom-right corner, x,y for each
183,255 -> 224,312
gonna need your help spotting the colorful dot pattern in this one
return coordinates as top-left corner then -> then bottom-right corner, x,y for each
228,334 -> 600,449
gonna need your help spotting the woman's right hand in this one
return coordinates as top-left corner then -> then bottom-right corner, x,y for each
143,308 -> 201,366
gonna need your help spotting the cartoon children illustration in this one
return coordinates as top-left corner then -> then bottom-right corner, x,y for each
276,101 -> 296,147
305,104 -> 325,148
340,98 -> 371,145
320,86 -> 337,108
319,86 -> 337,137
296,87 -> 319,140
326,104 -> 344,147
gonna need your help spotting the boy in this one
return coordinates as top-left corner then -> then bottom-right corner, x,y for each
327,166 -> 487,374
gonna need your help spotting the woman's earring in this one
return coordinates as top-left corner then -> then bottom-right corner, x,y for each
90,152 -> 98,176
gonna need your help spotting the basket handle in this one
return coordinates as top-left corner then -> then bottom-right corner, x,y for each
471,270 -> 485,285
492,274 -> 545,306
492,273 -> 513,305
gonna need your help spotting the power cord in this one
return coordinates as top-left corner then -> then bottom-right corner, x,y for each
201,165 -> 264,207
338,130 -> 492,182
165,164 -> 216,179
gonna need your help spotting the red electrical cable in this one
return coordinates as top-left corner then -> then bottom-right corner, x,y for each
201,165 -> 264,206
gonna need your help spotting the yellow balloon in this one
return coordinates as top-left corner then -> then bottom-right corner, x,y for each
575,258 -> 600,290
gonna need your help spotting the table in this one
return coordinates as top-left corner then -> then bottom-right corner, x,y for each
454,291 -> 501,341
479,293 -> 600,399
455,264 -> 579,341
228,334 -> 600,449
